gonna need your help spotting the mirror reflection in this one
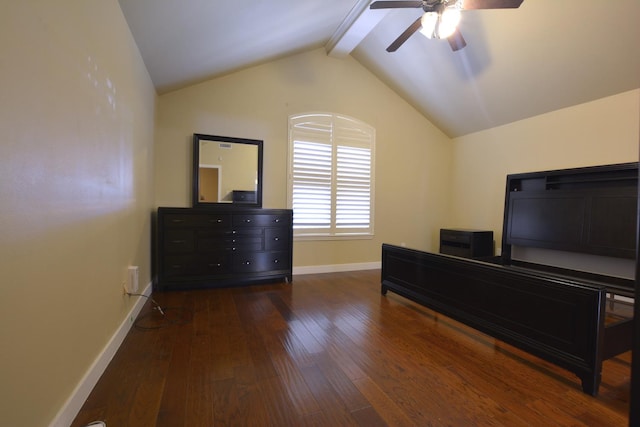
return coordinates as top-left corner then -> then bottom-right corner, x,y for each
192,134 -> 263,208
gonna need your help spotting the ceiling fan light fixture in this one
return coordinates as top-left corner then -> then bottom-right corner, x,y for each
374,0 -> 524,53
419,12 -> 438,39
438,7 -> 462,38
419,1 -> 463,40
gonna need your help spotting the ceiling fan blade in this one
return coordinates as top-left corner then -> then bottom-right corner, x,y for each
386,16 -> 423,52
370,1 -> 423,9
461,0 -> 524,9
447,28 -> 467,51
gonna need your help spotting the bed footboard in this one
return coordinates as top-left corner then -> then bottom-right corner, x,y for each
381,244 -> 610,395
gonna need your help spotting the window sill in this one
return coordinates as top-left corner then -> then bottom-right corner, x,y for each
294,233 -> 374,242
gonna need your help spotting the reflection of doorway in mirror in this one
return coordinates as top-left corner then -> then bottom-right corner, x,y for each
198,165 -> 221,202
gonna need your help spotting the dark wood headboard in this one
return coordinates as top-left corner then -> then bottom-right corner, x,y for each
501,162 -> 638,261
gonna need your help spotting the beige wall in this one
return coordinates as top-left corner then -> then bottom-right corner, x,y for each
1,3 -> 635,423
449,89 -> 640,251
155,48 -> 454,265
0,1 -> 156,426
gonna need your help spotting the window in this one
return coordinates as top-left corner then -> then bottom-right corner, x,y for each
288,113 -> 375,239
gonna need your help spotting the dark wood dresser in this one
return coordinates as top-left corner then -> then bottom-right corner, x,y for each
155,207 -> 293,291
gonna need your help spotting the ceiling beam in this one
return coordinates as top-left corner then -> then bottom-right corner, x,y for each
325,0 -> 390,58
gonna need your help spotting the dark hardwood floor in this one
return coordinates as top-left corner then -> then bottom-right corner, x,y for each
72,270 -> 631,426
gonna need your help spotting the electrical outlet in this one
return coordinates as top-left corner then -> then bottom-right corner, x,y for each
127,266 -> 139,293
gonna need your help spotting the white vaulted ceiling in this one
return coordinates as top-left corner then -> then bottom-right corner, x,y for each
118,0 -> 640,137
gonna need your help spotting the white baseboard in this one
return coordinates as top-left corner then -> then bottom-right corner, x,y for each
293,261 -> 380,276
48,281 -> 153,427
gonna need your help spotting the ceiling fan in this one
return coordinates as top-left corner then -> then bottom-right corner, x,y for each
370,0 -> 524,52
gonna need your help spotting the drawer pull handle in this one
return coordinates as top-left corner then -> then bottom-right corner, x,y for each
245,219 -> 252,223
244,261 -> 251,265
208,263 -> 222,267
275,219 -> 280,223
232,247 -> 236,251
171,240 -> 186,244
273,237 -> 280,241
171,219 -> 184,223
170,264 -> 182,268
209,218 -> 223,223
274,259 -> 280,264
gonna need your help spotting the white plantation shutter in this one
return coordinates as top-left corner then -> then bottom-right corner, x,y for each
289,113 -> 375,238
291,140 -> 332,231
336,145 -> 371,231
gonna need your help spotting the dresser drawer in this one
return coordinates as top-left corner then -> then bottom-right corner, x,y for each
198,253 -> 232,275
162,255 -> 200,277
164,230 -> 195,253
197,230 -> 233,251
265,227 -> 290,250
233,214 -> 289,228
228,236 -> 263,251
163,253 -> 233,278
163,213 -> 231,228
199,229 -> 263,251
233,251 -> 289,273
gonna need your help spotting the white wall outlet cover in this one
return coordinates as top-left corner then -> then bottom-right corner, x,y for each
127,266 -> 139,293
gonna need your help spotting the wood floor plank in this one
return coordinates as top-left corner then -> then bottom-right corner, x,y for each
257,375 -> 307,426
229,365 -> 272,426
125,342 -> 169,426
72,270 -> 630,426
349,405 -> 389,427
264,345 -> 321,416
155,321 -> 192,427
211,377 -> 269,427
298,364 -> 361,426
352,376 -> 419,427
314,353 -> 371,412
184,368 -> 214,427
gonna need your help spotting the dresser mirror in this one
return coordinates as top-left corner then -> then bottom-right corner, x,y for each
192,133 -> 263,208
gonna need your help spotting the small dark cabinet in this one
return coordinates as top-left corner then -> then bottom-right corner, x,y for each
155,207 -> 293,291
440,229 -> 493,259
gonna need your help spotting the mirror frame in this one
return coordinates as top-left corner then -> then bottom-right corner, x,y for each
192,133 -> 263,208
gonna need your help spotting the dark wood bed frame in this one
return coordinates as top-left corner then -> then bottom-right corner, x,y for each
381,244 -> 633,395
381,163 -> 637,396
